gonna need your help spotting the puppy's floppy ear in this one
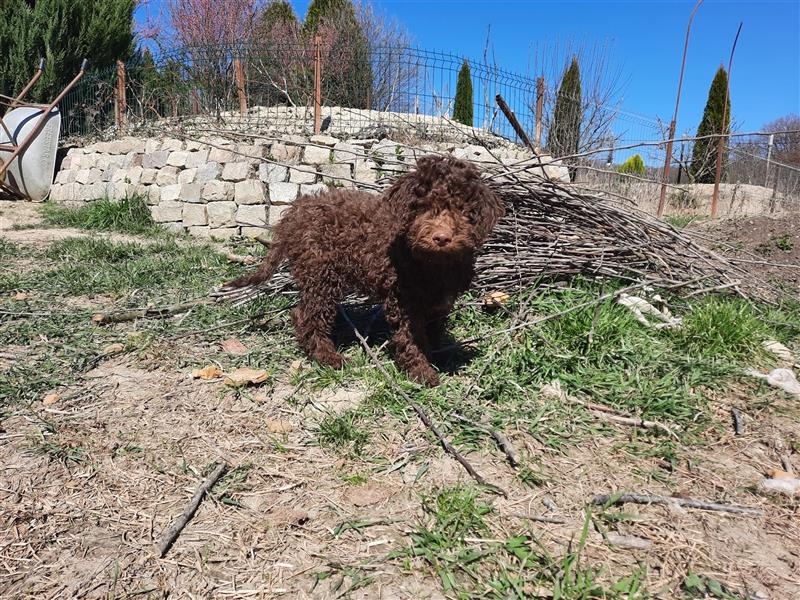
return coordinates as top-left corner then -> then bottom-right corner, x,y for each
472,180 -> 505,244
382,155 -> 438,217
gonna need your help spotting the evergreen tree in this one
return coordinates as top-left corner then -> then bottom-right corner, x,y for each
548,56 -> 582,181
0,0 -> 135,105
618,154 -> 646,176
303,0 -> 354,37
302,0 -> 372,109
260,0 -> 299,33
453,60 -> 473,126
689,66 -> 731,183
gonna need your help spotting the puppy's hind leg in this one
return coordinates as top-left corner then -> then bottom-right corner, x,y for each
291,292 -> 343,370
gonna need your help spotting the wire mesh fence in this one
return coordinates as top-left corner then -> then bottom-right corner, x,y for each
59,42 -> 541,145
56,40 -> 799,211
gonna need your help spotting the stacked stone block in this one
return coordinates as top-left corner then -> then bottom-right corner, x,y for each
50,134 -> 569,239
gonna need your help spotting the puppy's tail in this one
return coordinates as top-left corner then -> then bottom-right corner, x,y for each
213,239 -> 288,305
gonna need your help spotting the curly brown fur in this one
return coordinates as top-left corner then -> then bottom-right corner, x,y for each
223,155 -> 505,386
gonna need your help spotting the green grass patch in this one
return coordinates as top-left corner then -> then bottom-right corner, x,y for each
664,214 -> 701,229
316,409 -> 369,455
674,296 -> 769,362
41,194 -> 162,236
399,487 -> 647,598
2,237 -> 242,299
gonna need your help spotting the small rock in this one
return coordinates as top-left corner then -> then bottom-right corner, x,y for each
266,420 -> 294,434
758,477 -> 800,496
102,343 -> 125,355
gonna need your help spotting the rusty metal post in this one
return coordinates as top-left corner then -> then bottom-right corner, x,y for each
234,58 -> 248,115
534,76 -> 544,151
711,22 -> 743,219
657,0 -> 703,218
313,35 -> 322,135
116,60 -> 127,135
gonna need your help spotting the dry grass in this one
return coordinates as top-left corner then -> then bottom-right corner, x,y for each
1,202 -> 799,599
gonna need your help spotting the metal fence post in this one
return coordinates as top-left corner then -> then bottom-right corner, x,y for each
234,57 -> 248,115
313,35 -> 322,135
534,76 -> 544,151
115,60 -> 127,135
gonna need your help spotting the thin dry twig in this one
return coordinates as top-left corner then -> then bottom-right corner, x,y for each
157,461 -> 229,558
92,298 -> 212,325
336,307 -> 507,496
509,513 -> 568,524
453,413 -> 519,467
591,492 -> 764,516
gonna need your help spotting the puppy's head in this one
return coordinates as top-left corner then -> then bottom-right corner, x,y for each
384,155 -> 505,258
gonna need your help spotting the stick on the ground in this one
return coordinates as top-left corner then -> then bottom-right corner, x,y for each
157,461 -> 228,557
453,413 -> 519,467
92,298 -> 212,325
337,307 -> 506,496
591,493 -> 764,516
509,512 -> 568,524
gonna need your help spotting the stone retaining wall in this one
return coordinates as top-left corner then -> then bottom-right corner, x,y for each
50,133 -> 568,239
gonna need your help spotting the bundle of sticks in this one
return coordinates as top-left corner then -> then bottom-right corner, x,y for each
214,158 -> 759,307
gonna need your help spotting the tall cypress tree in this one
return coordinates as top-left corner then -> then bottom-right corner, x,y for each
689,66 -> 731,183
548,56 -> 582,181
453,60 -> 473,126
0,0 -> 135,105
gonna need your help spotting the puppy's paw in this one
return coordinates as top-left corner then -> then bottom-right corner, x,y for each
314,351 -> 344,370
410,365 -> 440,387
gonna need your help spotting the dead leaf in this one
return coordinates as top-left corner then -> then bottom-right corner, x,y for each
42,393 -> 60,406
224,367 -> 268,387
221,338 -> 248,356
102,343 -> 125,355
192,365 -> 223,380
12,291 -> 30,301
766,469 -> 796,480
482,290 -> 510,308
266,508 -> 309,527
266,419 -> 294,433
345,484 -> 392,507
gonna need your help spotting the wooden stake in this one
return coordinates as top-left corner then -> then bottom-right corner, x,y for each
234,58 -> 248,115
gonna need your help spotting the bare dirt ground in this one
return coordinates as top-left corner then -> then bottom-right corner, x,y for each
2,202 -> 800,599
692,213 -> 800,294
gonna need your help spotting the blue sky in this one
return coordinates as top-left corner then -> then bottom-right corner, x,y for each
136,1 -> 800,135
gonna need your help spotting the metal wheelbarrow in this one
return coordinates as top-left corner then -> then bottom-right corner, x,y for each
0,59 -> 88,201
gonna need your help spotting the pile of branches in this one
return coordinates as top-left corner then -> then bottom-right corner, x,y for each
215,157 -> 763,307
473,163 -> 756,298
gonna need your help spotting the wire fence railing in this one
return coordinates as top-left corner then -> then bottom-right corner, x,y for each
56,40 -> 800,209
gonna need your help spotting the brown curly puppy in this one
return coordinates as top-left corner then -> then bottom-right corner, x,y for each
223,155 -> 504,386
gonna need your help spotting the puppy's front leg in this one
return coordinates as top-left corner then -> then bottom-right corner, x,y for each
384,296 -> 440,386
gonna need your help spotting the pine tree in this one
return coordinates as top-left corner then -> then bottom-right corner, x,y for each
0,0 -> 134,105
453,60 -> 473,126
689,66 -> 731,183
548,56 -> 582,181
260,0 -> 298,31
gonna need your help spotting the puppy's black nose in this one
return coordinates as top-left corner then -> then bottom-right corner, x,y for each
432,232 -> 452,246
